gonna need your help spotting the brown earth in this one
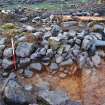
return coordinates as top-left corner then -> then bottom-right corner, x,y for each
15,60 -> 105,105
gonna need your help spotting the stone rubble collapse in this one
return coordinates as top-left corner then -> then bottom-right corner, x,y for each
0,7 -> 105,105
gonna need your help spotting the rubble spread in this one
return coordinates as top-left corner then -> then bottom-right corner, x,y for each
0,3 -> 105,105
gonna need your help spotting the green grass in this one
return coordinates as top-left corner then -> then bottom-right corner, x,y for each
0,2 -> 62,11
29,2 -> 61,11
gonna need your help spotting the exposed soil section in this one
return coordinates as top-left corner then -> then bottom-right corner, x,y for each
16,61 -> 105,105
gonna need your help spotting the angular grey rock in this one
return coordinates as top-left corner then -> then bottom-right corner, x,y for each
19,17 -> 28,22
49,63 -> 59,70
92,54 -> 101,67
30,63 -> 42,71
68,30 -> 77,38
0,37 -> 7,45
22,25 -> 35,32
33,32 -> 43,38
24,85 -> 33,92
78,52 -> 88,68
48,37 -> 60,50
56,55 -> 63,64
51,24 -> 62,36
75,38 -> 81,45
60,59 -> 73,66
17,36 -> 27,43
4,79 -> 33,104
2,59 -> 13,70
19,58 -> 30,66
93,24 -> 104,32
39,48 -> 46,56
3,48 -> 13,58
43,31 -> 52,40
30,52 -> 41,61
38,90 -> 70,105
46,49 -> 53,57
16,42 -> 33,57
24,67 -> 33,78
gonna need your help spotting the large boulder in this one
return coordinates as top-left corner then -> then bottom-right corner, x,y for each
4,79 -> 35,105
16,42 -> 34,57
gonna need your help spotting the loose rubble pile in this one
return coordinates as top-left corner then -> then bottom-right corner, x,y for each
0,8 -> 105,75
0,7 -> 105,105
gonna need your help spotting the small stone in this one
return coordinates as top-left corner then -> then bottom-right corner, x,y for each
75,38 -> 81,45
72,49 -> 80,57
57,45 -> 64,55
68,30 -> 77,38
3,48 -> 13,58
33,32 -> 43,38
46,49 -> 53,57
92,54 -> 101,67
44,31 -> 52,40
48,37 -> 60,50
97,50 -> 105,57
49,63 -> 59,70
2,59 -> 13,70
59,73 -> 67,79
19,17 -> 28,22
30,63 -> 42,71
19,58 -> 30,66
2,72 -> 9,78
64,44 -> 71,52
17,36 -> 27,42
39,48 -> 46,56
16,42 -> 33,57
92,24 -> 104,32
60,59 -> 73,66
51,24 -> 62,36
23,25 -> 35,32
56,55 -> 63,64
24,67 -> 33,78
0,37 -> 7,45
30,52 -> 41,60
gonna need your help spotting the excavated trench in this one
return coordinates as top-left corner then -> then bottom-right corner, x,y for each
15,62 -> 105,105
1,8 -> 105,105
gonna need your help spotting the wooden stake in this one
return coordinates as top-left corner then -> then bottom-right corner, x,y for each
11,38 -> 16,70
